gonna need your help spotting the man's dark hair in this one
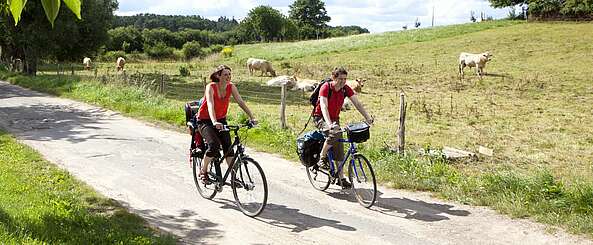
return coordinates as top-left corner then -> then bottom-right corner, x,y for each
331,67 -> 348,77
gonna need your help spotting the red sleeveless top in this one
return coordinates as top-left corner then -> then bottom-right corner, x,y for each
198,82 -> 233,120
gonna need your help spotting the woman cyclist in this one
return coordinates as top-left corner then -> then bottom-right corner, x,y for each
197,64 -> 257,182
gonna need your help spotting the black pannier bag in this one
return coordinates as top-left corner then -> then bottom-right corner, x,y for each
296,130 -> 325,167
346,122 -> 370,143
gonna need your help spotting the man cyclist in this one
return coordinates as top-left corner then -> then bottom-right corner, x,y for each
313,67 -> 373,188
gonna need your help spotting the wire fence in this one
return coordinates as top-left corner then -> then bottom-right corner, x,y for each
37,63 -> 311,107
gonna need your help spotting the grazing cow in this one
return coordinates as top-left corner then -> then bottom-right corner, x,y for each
266,75 -> 296,88
459,51 -> 492,78
292,78 -> 318,92
10,58 -> 22,72
247,58 -> 276,77
346,79 -> 366,93
341,97 -> 353,111
116,57 -> 126,72
82,57 -> 92,70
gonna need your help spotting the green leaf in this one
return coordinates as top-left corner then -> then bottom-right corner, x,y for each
9,0 -> 27,25
41,0 -> 60,27
62,0 -> 80,19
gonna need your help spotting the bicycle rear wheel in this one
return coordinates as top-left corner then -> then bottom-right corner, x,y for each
192,155 -> 217,199
306,164 -> 331,191
232,157 -> 268,217
348,154 -> 377,208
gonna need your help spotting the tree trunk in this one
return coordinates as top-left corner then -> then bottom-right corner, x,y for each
23,48 -> 38,76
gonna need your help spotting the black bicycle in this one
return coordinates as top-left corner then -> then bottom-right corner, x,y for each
305,122 -> 377,208
187,121 -> 268,217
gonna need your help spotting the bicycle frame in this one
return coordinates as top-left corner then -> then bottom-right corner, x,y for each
327,137 -> 356,178
210,126 -> 246,187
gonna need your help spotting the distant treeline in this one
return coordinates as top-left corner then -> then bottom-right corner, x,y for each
113,14 -> 239,32
106,13 -> 370,58
491,0 -> 593,20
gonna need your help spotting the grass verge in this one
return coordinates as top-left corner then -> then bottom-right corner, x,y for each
0,130 -> 176,244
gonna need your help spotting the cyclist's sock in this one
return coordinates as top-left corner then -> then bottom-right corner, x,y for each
317,157 -> 329,169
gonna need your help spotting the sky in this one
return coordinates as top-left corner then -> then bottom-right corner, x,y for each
115,0 -> 514,33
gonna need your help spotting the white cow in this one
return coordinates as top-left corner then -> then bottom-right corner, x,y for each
266,75 -> 296,88
82,57 -> 92,70
459,51 -> 492,78
292,78 -> 318,92
247,58 -> 276,77
116,57 -> 125,72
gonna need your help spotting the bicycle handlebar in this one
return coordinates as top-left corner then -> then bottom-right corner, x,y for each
220,121 -> 257,132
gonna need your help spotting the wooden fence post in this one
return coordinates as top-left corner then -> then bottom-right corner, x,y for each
280,84 -> 287,129
160,73 -> 165,94
397,92 -> 407,154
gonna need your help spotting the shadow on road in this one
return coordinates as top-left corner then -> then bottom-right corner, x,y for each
126,203 -> 223,243
328,190 -> 471,222
0,103 -> 129,143
0,82 -> 135,144
213,198 -> 356,233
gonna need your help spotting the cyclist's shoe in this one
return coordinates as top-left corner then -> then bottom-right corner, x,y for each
199,171 -> 211,185
340,178 -> 352,189
317,157 -> 329,170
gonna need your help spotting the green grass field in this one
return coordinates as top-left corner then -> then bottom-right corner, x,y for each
3,20 -> 593,236
0,131 -> 176,244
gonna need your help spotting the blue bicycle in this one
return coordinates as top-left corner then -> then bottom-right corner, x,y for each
305,122 -> 377,208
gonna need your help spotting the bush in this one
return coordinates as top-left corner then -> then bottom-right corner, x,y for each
145,42 -> 175,60
99,51 -> 126,62
182,41 -> 203,60
209,44 -> 224,53
173,49 -> 184,60
179,65 -> 190,77
126,52 -> 148,62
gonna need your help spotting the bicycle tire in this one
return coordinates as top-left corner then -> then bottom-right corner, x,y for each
348,154 -> 377,208
192,155 -> 218,199
232,157 -> 268,217
306,164 -> 331,191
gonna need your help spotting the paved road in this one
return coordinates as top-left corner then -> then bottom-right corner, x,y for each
0,81 -> 589,244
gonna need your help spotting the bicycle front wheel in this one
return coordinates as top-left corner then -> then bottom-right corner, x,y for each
348,154 -> 377,208
232,157 -> 268,217
192,155 -> 217,199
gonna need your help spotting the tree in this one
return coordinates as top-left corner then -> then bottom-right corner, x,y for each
280,17 -> 299,41
107,26 -> 144,52
414,18 -> 421,28
470,11 -> 477,22
2,0 -> 117,74
244,6 -> 284,42
289,0 -> 331,39
488,0 -> 528,8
